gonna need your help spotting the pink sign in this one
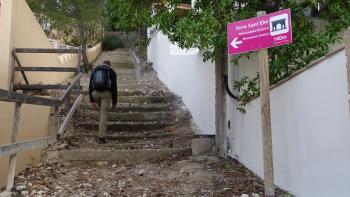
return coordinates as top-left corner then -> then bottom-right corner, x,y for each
227,9 -> 293,55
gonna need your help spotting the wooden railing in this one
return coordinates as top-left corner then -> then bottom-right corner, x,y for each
0,48 -> 83,194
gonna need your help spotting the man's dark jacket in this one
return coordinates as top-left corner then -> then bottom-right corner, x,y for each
89,65 -> 117,106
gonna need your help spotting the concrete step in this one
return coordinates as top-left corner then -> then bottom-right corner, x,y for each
78,131 -> 178,140
114,63 -> 134,69
81,95 -> 181,104
116,69 -> 136,75
58,148 -> 190,163
77,90 -> 146,96
73,136 -> 191,150
81,103 -> 173,112
78,111 -> 175,121
118,84 -> 141,90
74,128 -> 178,137
76,121 -> 176,131
117,78 -> 138,83
118,74 -> 137,79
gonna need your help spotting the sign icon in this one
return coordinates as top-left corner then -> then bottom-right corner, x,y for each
227,9 -> 293,55
231,37 -> 243,49
270,13 -> 289,36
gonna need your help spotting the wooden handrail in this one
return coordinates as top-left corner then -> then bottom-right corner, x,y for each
0,137 -> 56,157
15,48 -> 79,54
14,67 -> 78,72
59,73 -> 83,102
57,94 -> 83,138
0,89 -> 61,106
14,84 -> 68,91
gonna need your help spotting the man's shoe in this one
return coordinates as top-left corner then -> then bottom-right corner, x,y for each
98,138 -> 107,144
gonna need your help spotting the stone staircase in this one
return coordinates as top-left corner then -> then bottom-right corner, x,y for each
58,49 -> 194,163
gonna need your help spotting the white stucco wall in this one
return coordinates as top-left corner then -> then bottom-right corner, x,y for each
147,31 -> 215,134
227,49 -> 350,197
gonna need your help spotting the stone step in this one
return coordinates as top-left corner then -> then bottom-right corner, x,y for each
117,78 -> 138,83
117,74 -> 137,81
73,136 -> 191,150
78,131 -> 178,140
78,111 -> 175,121
76,121 -> 176,131
81,103 -> 173,112
118,84 -> 141,90
114,63 -> 134,69
74,128 -> 177,137
58,148 -> 190,163
81,95 -> 181,104
116,69 -> 137,75
77,90 -> 146,96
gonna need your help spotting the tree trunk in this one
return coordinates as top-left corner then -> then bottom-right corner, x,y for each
78,26 -> 89,72
215,47 -> 228,157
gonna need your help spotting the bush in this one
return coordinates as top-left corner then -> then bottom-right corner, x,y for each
102,35 -> 124,51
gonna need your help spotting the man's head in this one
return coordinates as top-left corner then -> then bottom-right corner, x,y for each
103,60 -> 112,68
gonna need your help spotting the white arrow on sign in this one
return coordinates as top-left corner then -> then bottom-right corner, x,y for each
231,37 -> 243,49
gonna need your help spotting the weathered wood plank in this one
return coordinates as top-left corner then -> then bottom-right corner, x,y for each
258,11 -> 275,197
0,89 -> 61,106
14,84 -> 67,90
6,102 -> 22,192
58,94 -> 82,138
59,73 -> 83,102
77,48 -> 82,95
14,67 -> 77,72
12,51 -> 29,84
0,137 -> 56,157
65,83 -> 71,113
15,48 -> 78,54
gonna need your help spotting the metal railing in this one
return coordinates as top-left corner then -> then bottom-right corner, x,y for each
48,39 -> 78,50
129,48 -> 142,82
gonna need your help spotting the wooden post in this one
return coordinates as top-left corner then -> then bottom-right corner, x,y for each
10,51 -> 16,92
215,48 -> 227,157
6,101 -> 22,192
77,47 -> 82,96
54,106 -> 59,134
257,10 -> 275,197
65,83 -> 71,114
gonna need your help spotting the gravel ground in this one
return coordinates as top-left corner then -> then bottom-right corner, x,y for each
138,67 -> 172,97
4,147 -> 292,197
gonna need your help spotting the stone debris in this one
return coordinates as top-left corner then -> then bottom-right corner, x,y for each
252,193 -> 260,197
138,169 -> 146,176
118,179 -> 127,188
6,154 -> 292,197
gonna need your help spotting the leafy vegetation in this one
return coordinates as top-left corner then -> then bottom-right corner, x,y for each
59,0 -> 349,110
27,0 -> 106,71
234,0 -> 350,108
102,34 -> 125,51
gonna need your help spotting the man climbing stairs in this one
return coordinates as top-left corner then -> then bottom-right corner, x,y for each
60,48 -> 194,163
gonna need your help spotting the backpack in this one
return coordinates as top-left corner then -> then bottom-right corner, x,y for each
92,65 -> 111,91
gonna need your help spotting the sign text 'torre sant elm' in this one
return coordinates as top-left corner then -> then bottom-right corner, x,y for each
227,9 -> 293,55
